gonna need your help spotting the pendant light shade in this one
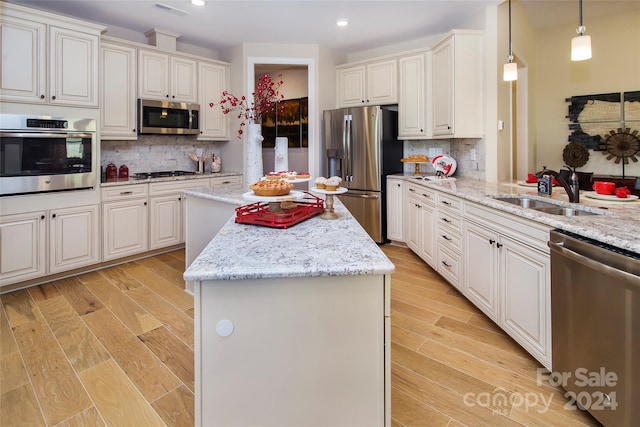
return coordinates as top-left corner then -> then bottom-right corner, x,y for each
503,0 -> 517,81
571,0 -> 592,61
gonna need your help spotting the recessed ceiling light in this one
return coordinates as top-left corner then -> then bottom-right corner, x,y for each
191,0 -> 206,5
336,19 -> 349,27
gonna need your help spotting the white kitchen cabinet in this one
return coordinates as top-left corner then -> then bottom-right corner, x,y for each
431,30 -> 483,138
198,61 -> 229,140
0,3 -> 103,106
398,52 -> 429,139
101,184 -> 149,261
464,202 -> 551,368
337,59 -> 397,107
138,49 -> 197,102
149,178 -> 210,250
0,211 -> 46,287
386,177 -> 404,242
100,40 -> 138,139
435,193 -> 463,289
405,182 -> 436,267
48,204 -> 100,274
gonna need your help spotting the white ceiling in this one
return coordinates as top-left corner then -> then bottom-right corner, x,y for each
6,0 -> 640,54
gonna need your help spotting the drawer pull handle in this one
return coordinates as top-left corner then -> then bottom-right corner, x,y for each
441,260 -> 451,268
496,243 -> 504,248
415,203 -> 421,208
421,193 -> 430,198
442,201 -> 451,206
441,218 -> 451,223
408,188 -> 415,192
442,235 -> 452,241
120,191 -> 133,195
489,239 -> 495,245
222,181 -> 231,184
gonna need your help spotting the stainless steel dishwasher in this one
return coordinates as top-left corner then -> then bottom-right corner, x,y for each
549,229 -> 639,427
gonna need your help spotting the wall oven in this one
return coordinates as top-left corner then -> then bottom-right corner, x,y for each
0,114 -> 96,196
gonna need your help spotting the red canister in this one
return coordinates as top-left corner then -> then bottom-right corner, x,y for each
119,164 -> 129,181
106,162 -> 117,181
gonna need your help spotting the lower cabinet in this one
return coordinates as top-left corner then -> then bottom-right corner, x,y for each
386,178 -> 404,242
435,192 -> 463,290
1,205 -> 100,287
102,184 -> 149,261
405,183 -> 436,265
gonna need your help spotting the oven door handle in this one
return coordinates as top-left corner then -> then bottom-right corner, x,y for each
0,132 -> 93,138
549,240 -> 640,287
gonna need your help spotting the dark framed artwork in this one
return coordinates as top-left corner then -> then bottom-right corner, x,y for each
261,97 -> 308,148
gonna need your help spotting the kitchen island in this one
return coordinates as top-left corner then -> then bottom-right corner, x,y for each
183,186 -> 394,426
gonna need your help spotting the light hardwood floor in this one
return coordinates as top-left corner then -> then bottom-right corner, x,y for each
1,246 -> 601,426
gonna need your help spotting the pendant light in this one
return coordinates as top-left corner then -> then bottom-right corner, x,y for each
503,0 -> 517,81
571,0 -> 592,61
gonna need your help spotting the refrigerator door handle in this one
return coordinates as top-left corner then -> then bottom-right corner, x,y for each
344,114 -> 352,180
341,192 -> 380,200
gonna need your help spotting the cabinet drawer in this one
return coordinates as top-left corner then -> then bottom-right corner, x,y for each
149,178 -> 210,195
437,225 -> 462,253
437,210 -> 462,233
406,183 -> 436,206
211,175 -> 241,186
437,243 -> 462,289
101,184 -> 148,201
437,193 -> 462,213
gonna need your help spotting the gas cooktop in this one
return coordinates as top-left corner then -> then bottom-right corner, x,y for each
132,170 -> 197,179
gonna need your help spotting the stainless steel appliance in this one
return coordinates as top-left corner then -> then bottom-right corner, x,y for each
323,106 -> 403,243
138,99 -> 199,135
549,229 -> 639,426
0,114 -> 96,196
131,170 -> 197,180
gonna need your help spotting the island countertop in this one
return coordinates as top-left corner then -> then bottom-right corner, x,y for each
182,186 -> 396,282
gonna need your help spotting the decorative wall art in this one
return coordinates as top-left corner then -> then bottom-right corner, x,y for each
566,91 -> 640,177
262,97 -> 308,149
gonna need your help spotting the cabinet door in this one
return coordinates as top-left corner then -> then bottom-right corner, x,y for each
198,62 -> 229,140
337,65 -> 365,107
404,193 -> 421,254
432,38 -> 453,136
462,221 -> 498,321
100,42 -> 137,139
49,26 -> 99,106
49,205 -> 99,274
0,211 -> 46,286
149,194 -> 182,250
0,16 -> 47,103
398,54 -> 426,138
103,199 -> 148,261
367,59 -> 397,105
385,179 -> 404,242
138,49 -> 169,100
171,56 -> 197,102
419,202 -> 436,267
500,236 -> 550,365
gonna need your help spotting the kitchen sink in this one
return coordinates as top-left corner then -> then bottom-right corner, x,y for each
493,197 -> 559,209
492,196 -> 604,216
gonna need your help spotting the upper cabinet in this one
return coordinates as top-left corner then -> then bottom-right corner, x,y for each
432,30 -> 484,138
0,3 -> 104,107
100,39 -> 137,139
198,61 -> 230,141
337,59 -> 397,107
138,49 -> 197,102
398,51 -> 430,139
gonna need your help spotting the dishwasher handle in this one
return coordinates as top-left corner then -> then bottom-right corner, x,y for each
549,240 -> 640,287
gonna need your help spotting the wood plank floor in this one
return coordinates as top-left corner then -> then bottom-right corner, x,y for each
0,246 -> 601,426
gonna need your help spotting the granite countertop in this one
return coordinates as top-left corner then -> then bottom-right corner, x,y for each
100,171 -> 242,187
182,186 -> 395,282
392,174 -> 640,254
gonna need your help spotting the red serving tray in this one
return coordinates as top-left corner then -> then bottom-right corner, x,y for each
235,192 -> 324,229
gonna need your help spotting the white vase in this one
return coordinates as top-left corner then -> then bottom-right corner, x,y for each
274,137 -> 289,172
245,123 -> 264,187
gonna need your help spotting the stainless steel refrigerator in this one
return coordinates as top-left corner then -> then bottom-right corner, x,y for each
323,105 -> 403,243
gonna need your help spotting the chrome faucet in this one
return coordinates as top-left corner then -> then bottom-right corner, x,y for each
535,169 -> 580,203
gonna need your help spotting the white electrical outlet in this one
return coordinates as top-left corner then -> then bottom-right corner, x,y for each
470,148 -> 477,161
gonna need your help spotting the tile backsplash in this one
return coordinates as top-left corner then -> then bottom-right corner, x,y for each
403,138 -> 485,180
101,135 -> 222,174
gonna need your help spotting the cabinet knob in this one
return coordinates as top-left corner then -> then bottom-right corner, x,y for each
40,94 -> 45,99
40,215 -> 45,220
489,239 -> 495,245
396,183 -> 401,187
51,95 -> 56,100
144,202 -> 147,206
133,129 -> 136,133
496,243 -> 504,248
178,197 -> 182,201
51,213 -> 56,218
166,94 -> 170,98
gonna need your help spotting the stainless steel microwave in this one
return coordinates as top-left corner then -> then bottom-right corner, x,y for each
138,99 -> 200,135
